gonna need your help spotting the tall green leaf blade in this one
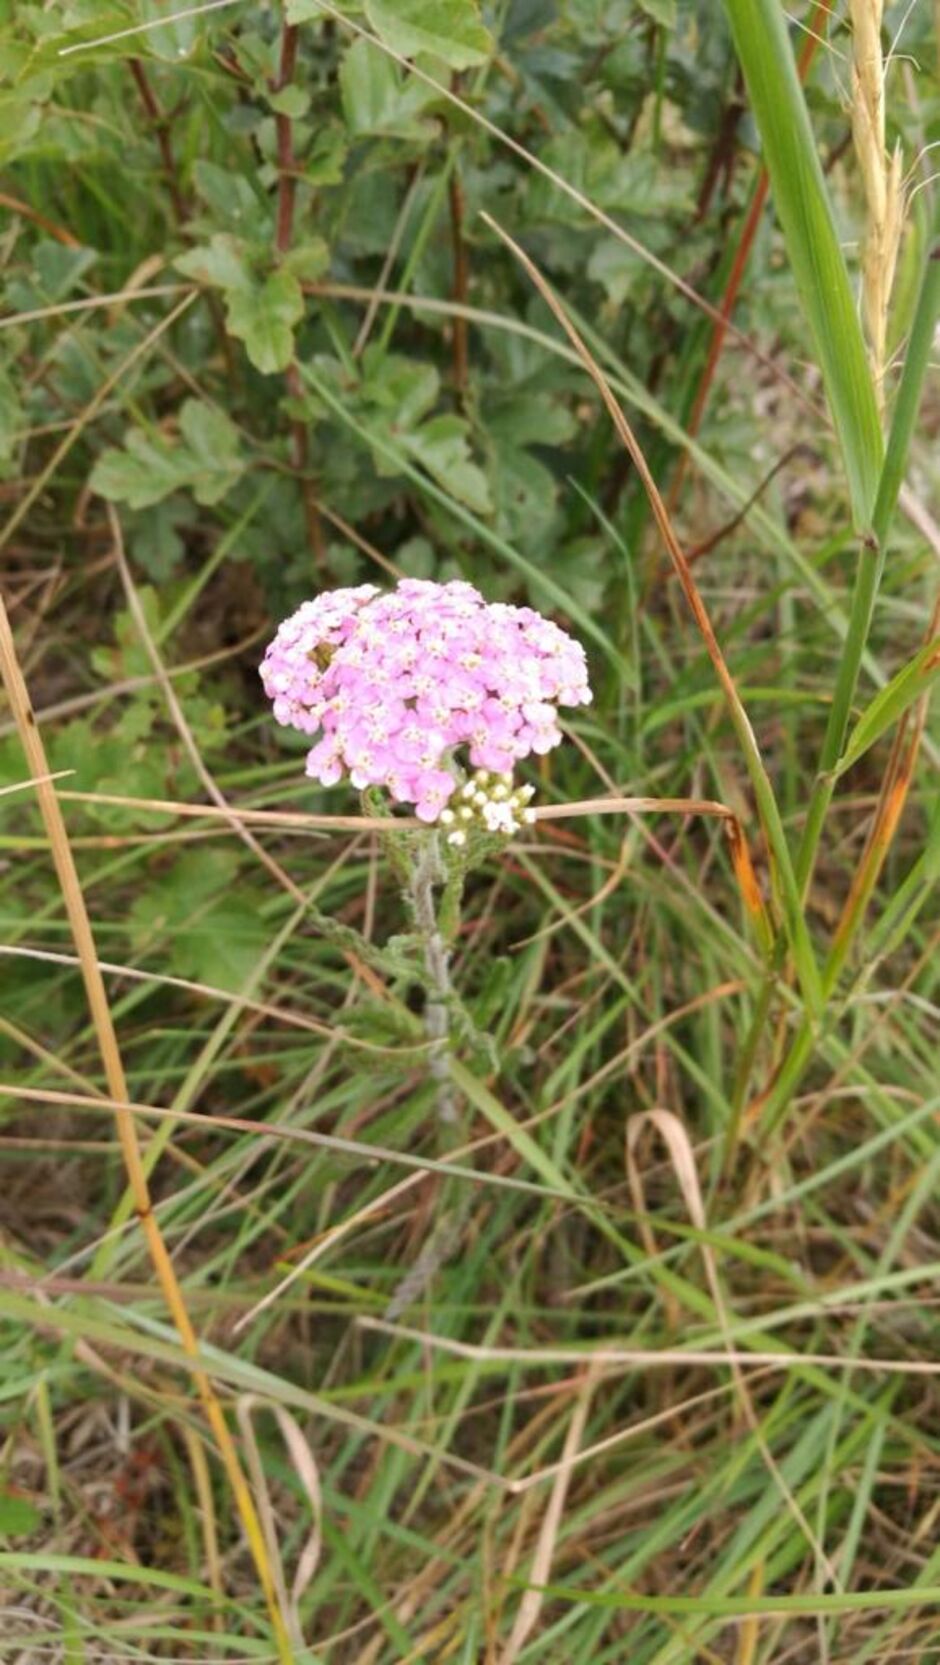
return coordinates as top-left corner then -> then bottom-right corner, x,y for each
721,0 -> 883,527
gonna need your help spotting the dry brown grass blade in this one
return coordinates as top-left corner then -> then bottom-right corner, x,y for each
57,787 -> 410,831
0,283 -> 190,333
625,1108 -> 840,1588
0,591 -> 293,1661
735,1559 -> 767,1665
725,816 -> 775,952
180,1422 -> 224,1623
358,1313 -> 940,1379
0,769 -> 72,797
56,787 -> 735,829
236,1398 -> 323,1654
499,1362 -> 601,1661
0,190 -> 79,246
534,794 -> 734,821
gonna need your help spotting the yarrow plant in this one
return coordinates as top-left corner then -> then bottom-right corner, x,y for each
260,577 -> 591,834
261,578 -> 591,1125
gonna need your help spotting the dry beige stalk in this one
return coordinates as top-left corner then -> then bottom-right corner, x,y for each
850,0 -> 904,413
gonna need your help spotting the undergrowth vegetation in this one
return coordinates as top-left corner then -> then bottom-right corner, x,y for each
0,0 -> 939,1659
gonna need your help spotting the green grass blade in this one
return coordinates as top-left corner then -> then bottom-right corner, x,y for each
834,636 -> 940,779
721,0 -> 883,527
871,229 -> 940,542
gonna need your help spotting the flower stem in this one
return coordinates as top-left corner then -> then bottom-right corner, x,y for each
409,833 -> 459,1123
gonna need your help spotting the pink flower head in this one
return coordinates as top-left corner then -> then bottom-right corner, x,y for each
260,578 -> 591,822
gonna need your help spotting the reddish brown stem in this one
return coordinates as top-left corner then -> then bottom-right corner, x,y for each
127,61 -> 236,375
0,191 -> 78,247
448,172 -> 469,400
695,84 -> 744,222
272,24 -> 300,256
129,58 -> 187,224
668,1 -> 829,511
270,22 -> 325,568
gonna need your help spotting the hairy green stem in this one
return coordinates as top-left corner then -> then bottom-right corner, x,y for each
409,833 -> 459,1124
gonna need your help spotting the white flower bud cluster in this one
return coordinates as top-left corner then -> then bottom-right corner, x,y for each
438,770 -> 537,848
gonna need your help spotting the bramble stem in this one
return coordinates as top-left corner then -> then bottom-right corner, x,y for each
129,59 -> 187,223
448,165 -> 469,399
273,24 -> 300,257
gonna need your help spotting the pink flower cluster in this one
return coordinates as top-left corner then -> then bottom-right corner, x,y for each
260,578 -> 591,823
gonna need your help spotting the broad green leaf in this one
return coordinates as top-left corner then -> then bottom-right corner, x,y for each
48,714 -> 173,831
224,270 -> 304,374
89,400 -> 245,509
0,93 -> 42,165
364,0 -> 494,68
721,0 -> 883,528
794,220 -> 940,885
835,638 -> 940,778
362,350 -> 440,426
177,400 -> 246,494
303,122 -> 349,185
176,237 -> 306,374
139,0 -> 198,61
638,0 -> 676,24
128,850 -> 268,992
192,162 -> 264,232
339,38 -> 437,139
268,84 -> 310,119
90,433 -> 192,510
176,232 -> 249,292
491,447 -> 557,547
402,415 -> 492,513
128,497 -> 195,581
0,1492 -> 42,1536
7,240 -> 97,309
282,238 -> 330,282
486,392 -> 576,448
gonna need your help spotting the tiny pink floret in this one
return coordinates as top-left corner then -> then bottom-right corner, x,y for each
260,578 -> 591,821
